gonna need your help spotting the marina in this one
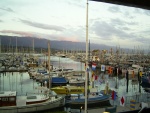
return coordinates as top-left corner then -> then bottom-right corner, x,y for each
0,53 -> 150,113
0,0 -> 150,112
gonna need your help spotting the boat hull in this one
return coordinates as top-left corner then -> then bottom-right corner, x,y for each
141,77 -> 150,88
51,86 -> 85,95
51,88 -> 68,94
65,95 -> 111,109
0,96 -> 65,113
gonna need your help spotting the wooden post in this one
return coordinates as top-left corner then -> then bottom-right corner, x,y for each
126,69 -> 129,92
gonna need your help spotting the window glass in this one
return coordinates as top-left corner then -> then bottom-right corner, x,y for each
9,97 -> 15,101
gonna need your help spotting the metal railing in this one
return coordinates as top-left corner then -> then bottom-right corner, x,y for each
110,92 -> 150,106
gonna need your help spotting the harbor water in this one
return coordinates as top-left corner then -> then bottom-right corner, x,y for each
0,56 -> 84,95
0,55 -> 149,112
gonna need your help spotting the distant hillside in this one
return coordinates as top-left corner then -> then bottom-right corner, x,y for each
0,35 -> 125,52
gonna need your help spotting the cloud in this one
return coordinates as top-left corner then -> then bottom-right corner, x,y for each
108,6 -> 135,19
0,30 -> 37,37
141,29 -> 150,35
65,0 -> 84,8
0,30 -> 79,42
110,18 -> 139,26
0,30 -> 59,39
19,19 -> 65,31
91,20 -> 133,40
134,8 -> 150,16
123,11 -> 136,19
138,37 -> 149,43
110,18 -> 126,26
90,19 -> 149,48
108,6 -> 121,13
57,36 -> 79,42
0,30 -> 61,41
144,10 -> 150,16
131,37 -> 150,45
120,27 -> 130,31
134,8 -> 143,14
0,7 -> 14,12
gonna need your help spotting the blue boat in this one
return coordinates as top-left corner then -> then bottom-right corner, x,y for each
40,77 -> 69,87
65,92 -> 110,108
141,73 -> 150,88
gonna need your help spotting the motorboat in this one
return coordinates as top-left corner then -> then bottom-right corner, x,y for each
0,90 -> 65,113
51,86 -> 85,95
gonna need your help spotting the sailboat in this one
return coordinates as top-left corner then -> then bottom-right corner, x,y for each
0,90 -> 65,112
0,41 -> 65,113
65,90 -> 110,109
65,1 -> 110,107
51,85 -> 85,95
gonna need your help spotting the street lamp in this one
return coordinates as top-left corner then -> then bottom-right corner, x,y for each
80,106 -> 82,113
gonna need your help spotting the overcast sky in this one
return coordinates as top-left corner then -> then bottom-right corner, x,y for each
0,0 -> 150,50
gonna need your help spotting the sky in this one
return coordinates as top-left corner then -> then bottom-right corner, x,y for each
0,0 -> 150,50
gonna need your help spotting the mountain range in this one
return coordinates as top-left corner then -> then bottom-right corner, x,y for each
0,35 -> 129,52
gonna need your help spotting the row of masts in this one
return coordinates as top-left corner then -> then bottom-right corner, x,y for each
0,36 -> 149,57
0,37 -> 35,54
0,38 -> 149,66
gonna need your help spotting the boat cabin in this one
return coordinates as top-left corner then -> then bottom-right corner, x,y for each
0,91 -> 16,106
28,63 -> 37,67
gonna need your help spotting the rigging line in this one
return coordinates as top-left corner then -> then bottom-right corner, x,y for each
3,73 -> 4,90
0,73 -> 1,91
85,0 -> 89,113
11,72 -> 13,91
16,72 -> 18,91
33,78 -> 34,89
9,72 -> 11,91
20,72 -> 21,93
20,72 -> 23,94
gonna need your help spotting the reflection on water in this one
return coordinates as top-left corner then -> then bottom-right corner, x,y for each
0,56 -> 85,95
0,56 -> 145,95
0,72 -> 39,95
41,56 -> 85,71
0,56 -> 147,112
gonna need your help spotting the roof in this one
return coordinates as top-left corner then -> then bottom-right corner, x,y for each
52,77 -> 68,83
91,0 -> 150,10
0,91 -> 16,97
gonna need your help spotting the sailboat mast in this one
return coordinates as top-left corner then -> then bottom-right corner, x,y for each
0,37 -> 1,54
48,41 -> 51,91
89,40 -> 90,61
85,0 -> 89,113
33,38 -> 34,54
9,37 -> 11,53
16,37 -> 18,54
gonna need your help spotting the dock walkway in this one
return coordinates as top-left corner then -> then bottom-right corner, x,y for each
69,102 -> 150,113
89,102 -> 149,113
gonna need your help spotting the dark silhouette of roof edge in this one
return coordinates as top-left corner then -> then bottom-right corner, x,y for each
90,0 -> 150,10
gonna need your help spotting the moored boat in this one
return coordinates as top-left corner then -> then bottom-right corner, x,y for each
51,86 -> 85,95
0,91 -> 65,113
141,73 -> 150,88
69,79 -> 85,86
65,92 -> 110,109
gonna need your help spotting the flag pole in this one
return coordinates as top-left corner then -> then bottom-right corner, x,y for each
85,0 -> 89,113
48,41 -> 51,93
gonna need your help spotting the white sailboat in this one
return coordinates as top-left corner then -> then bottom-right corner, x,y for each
0,40 -> 65,113
85,0 -> 89,112
15,37 -> 18,55
0,37 -> 1,54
